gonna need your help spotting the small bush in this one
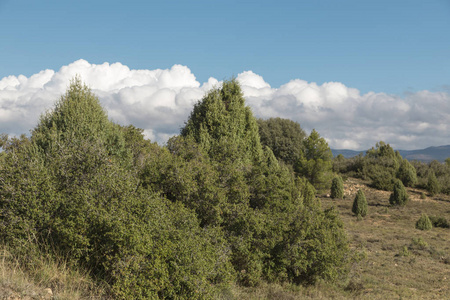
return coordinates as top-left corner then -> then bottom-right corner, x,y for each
420,192 -> 426,199
330,176 -> 344,199
397,245 -> 410,257
416,214 -> 432,231
428,216 -> 450,228
411,237 -> 428,250
352,189 -> 367,217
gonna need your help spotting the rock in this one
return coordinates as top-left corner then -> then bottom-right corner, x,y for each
42,288 -> 53,299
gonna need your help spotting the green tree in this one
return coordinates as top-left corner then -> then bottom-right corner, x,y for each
389,179 -> 409,206
397,159 -> 417,187
364,141 -> 402,190
427,170 -> 440,196
257,117 -> 306,167
352,189 -> 367,217
180,79 -> 350,286
330,176 -> 344,199
296,129 -> 333,191
181,78 -> 263,164
0,78 -> 235,298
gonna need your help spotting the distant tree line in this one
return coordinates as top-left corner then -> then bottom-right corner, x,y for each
332,141 -> 450,196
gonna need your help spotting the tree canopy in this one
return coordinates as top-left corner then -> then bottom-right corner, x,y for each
0,78 -> 350,298
257,117 -> 306,167
295,129 -> 333,191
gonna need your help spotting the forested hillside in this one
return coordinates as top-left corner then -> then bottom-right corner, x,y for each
332,145 -> 450,163
1,78 -> 449,299
0,78 -> 350,299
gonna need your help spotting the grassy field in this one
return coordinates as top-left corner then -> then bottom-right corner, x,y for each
318,177 -> 450,299
229,177 -> 450,299
1,177 -> 449,299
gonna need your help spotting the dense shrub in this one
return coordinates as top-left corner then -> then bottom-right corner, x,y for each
397,159 -> 417,187
364,142 -> 402,191
428,216 -> 450,228
330,176 -> 344,199
333,142 -> 420,192
257,117 -> 306,167
416,214 -> 433,231
1,78 -> 351,297
427,171 -> 440,196
180,79 -> 350,285
411,160 -> 450,195
0,79 -> 234,299
389,180 -> 409,206
352,190 -> 367,217
295,129 -> 333,192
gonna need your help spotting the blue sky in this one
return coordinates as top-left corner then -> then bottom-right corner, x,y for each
1,0 -> 449,94
1,0 -> 449,150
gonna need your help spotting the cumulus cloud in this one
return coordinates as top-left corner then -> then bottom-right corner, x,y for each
1,59 -> 449,150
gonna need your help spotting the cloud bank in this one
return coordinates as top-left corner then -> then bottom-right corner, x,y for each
1,60 -> 449,150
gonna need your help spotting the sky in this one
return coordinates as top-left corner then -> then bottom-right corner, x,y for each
1,0 -> 449,150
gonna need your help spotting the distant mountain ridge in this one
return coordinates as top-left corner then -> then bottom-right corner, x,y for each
331,145 -> 450,163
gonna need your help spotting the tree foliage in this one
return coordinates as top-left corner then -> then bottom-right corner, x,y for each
332,141 -> 419,193
352,189 -> 367,217
330,176 -> 344,199
389,179 -> 409,206
397,159 -> 417,187
0,79 -> 234,298
257,117 -> 306,167
426,170 -> 440,196
363,142 -> 403,190
0,78 -> 351,297
411,160 -> 450,195
295,129 -> 333,192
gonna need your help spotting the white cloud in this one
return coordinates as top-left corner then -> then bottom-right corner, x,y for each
1,59 -> 449,150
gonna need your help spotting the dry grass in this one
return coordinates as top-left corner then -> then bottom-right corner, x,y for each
225,178 -> 450,299
0,246 -> 109,299
320,177 -> 450,299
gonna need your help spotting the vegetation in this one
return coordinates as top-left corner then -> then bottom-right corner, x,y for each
2,77 -> 449,299
428,216 -> 450,228
0,78 -> 350,298
426,170 -> 440,196
389,179 -> 409,206
416,214 -> 433,231
257,117 -> 306,167
3,176 -> 448,299
352,189 -> 367,217
397,159 -> 418,187
295,129 -> 333,192
330,176 -> 344,199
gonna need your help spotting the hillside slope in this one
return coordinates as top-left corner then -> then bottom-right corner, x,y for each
2,177 -> 448,299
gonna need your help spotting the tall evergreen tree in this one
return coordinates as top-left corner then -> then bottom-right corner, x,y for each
295,129 -> 333,191
181,78 -> 263,164
180,79 -> 349,286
